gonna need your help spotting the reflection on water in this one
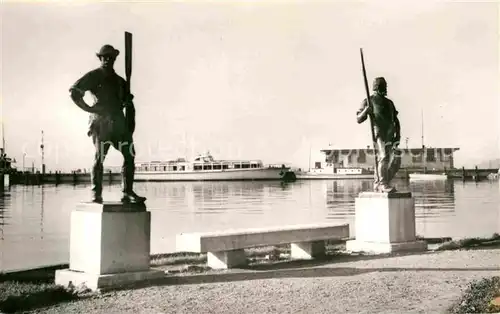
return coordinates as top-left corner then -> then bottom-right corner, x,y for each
0,192 -> 8,239
324,179 -> 461,238
325,179 -> 457,219
0,179 -> 499,272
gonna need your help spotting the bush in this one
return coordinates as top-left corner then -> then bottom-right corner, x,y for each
448,276 -> 500,313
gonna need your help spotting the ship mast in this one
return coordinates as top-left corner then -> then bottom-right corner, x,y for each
41,130 -> 45,174
308,144 -> 311,172
1,120 -> 5,154
421,108 -> 426,172
421,108 -> 424,148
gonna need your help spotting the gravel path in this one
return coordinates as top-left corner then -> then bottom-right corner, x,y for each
32,249 -> 500,314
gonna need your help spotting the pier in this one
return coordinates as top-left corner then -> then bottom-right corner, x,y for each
3,166 -> 498,186
296,167 -> 498,182
8,171 -> 121,185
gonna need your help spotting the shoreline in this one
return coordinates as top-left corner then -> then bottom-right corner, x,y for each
2,234 -> 498,279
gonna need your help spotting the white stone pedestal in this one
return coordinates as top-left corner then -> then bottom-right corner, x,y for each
55,202 -> 164,291
346,191 -> 427,254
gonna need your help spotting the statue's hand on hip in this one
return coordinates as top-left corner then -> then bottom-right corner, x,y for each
393,133 -> 401,144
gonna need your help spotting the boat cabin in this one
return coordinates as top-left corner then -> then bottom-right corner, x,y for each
135,153 -> 264,172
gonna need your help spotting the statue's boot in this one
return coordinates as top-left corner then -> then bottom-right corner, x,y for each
121,165 -> 146,204
121,191 -> 147,203
91,194 -> 103,203
377,183 -> 397,193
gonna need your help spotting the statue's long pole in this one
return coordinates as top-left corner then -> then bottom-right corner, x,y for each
360,48 -> 379,181
125,31 -> 132,93
125,31 -> 136,134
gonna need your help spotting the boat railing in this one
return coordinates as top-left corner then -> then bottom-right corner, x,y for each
267,164 -> 288,169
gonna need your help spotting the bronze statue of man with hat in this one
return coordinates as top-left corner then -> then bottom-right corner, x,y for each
356,77 -> 401,193
69,44 -> 146,204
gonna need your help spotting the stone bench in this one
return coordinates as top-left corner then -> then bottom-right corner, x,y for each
176,223 -> 350,269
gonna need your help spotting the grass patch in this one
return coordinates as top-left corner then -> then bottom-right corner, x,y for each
0,266 -> 89,313
150,252 -> 206,267
434,233 -> 500,251
0,265 -> 68,284
447,276 -> 500,313
0,281 -> 82,313
150,241 -> 346,268
150,245 -> 291,268
416,235 -> 453,244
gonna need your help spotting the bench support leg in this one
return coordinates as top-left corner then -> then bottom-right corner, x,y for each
291,241 -> 325,259
207,249 -> 246,269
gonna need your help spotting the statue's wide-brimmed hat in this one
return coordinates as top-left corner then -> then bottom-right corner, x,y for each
96,44 -> 120,58
373,77 -> 387,91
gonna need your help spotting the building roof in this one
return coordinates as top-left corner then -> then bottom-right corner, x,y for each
320,147 -> 460,154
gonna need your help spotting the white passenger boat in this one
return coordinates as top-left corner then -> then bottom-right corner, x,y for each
134,153 -> 296,182
296,161 -> 374,180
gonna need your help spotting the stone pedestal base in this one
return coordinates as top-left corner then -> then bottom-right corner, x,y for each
55,202 -> 165,291
2,174 -> 9,187
345,239 -> 427,254
345,191 -> 427,254
55,268 -> 164,292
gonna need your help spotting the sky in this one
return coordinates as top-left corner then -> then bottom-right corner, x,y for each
1,0 -> 499,171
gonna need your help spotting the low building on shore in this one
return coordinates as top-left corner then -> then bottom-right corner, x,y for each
315,146 -> 460,172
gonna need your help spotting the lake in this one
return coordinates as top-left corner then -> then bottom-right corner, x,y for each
1,179 -> 499,273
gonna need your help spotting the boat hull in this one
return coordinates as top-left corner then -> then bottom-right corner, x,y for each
134,167 -> 293,182
408,173 -> 448,181
296,173 -> 374,180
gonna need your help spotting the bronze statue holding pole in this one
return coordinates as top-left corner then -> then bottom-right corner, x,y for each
357,48 -> 401,193
69,32 -> 146,204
